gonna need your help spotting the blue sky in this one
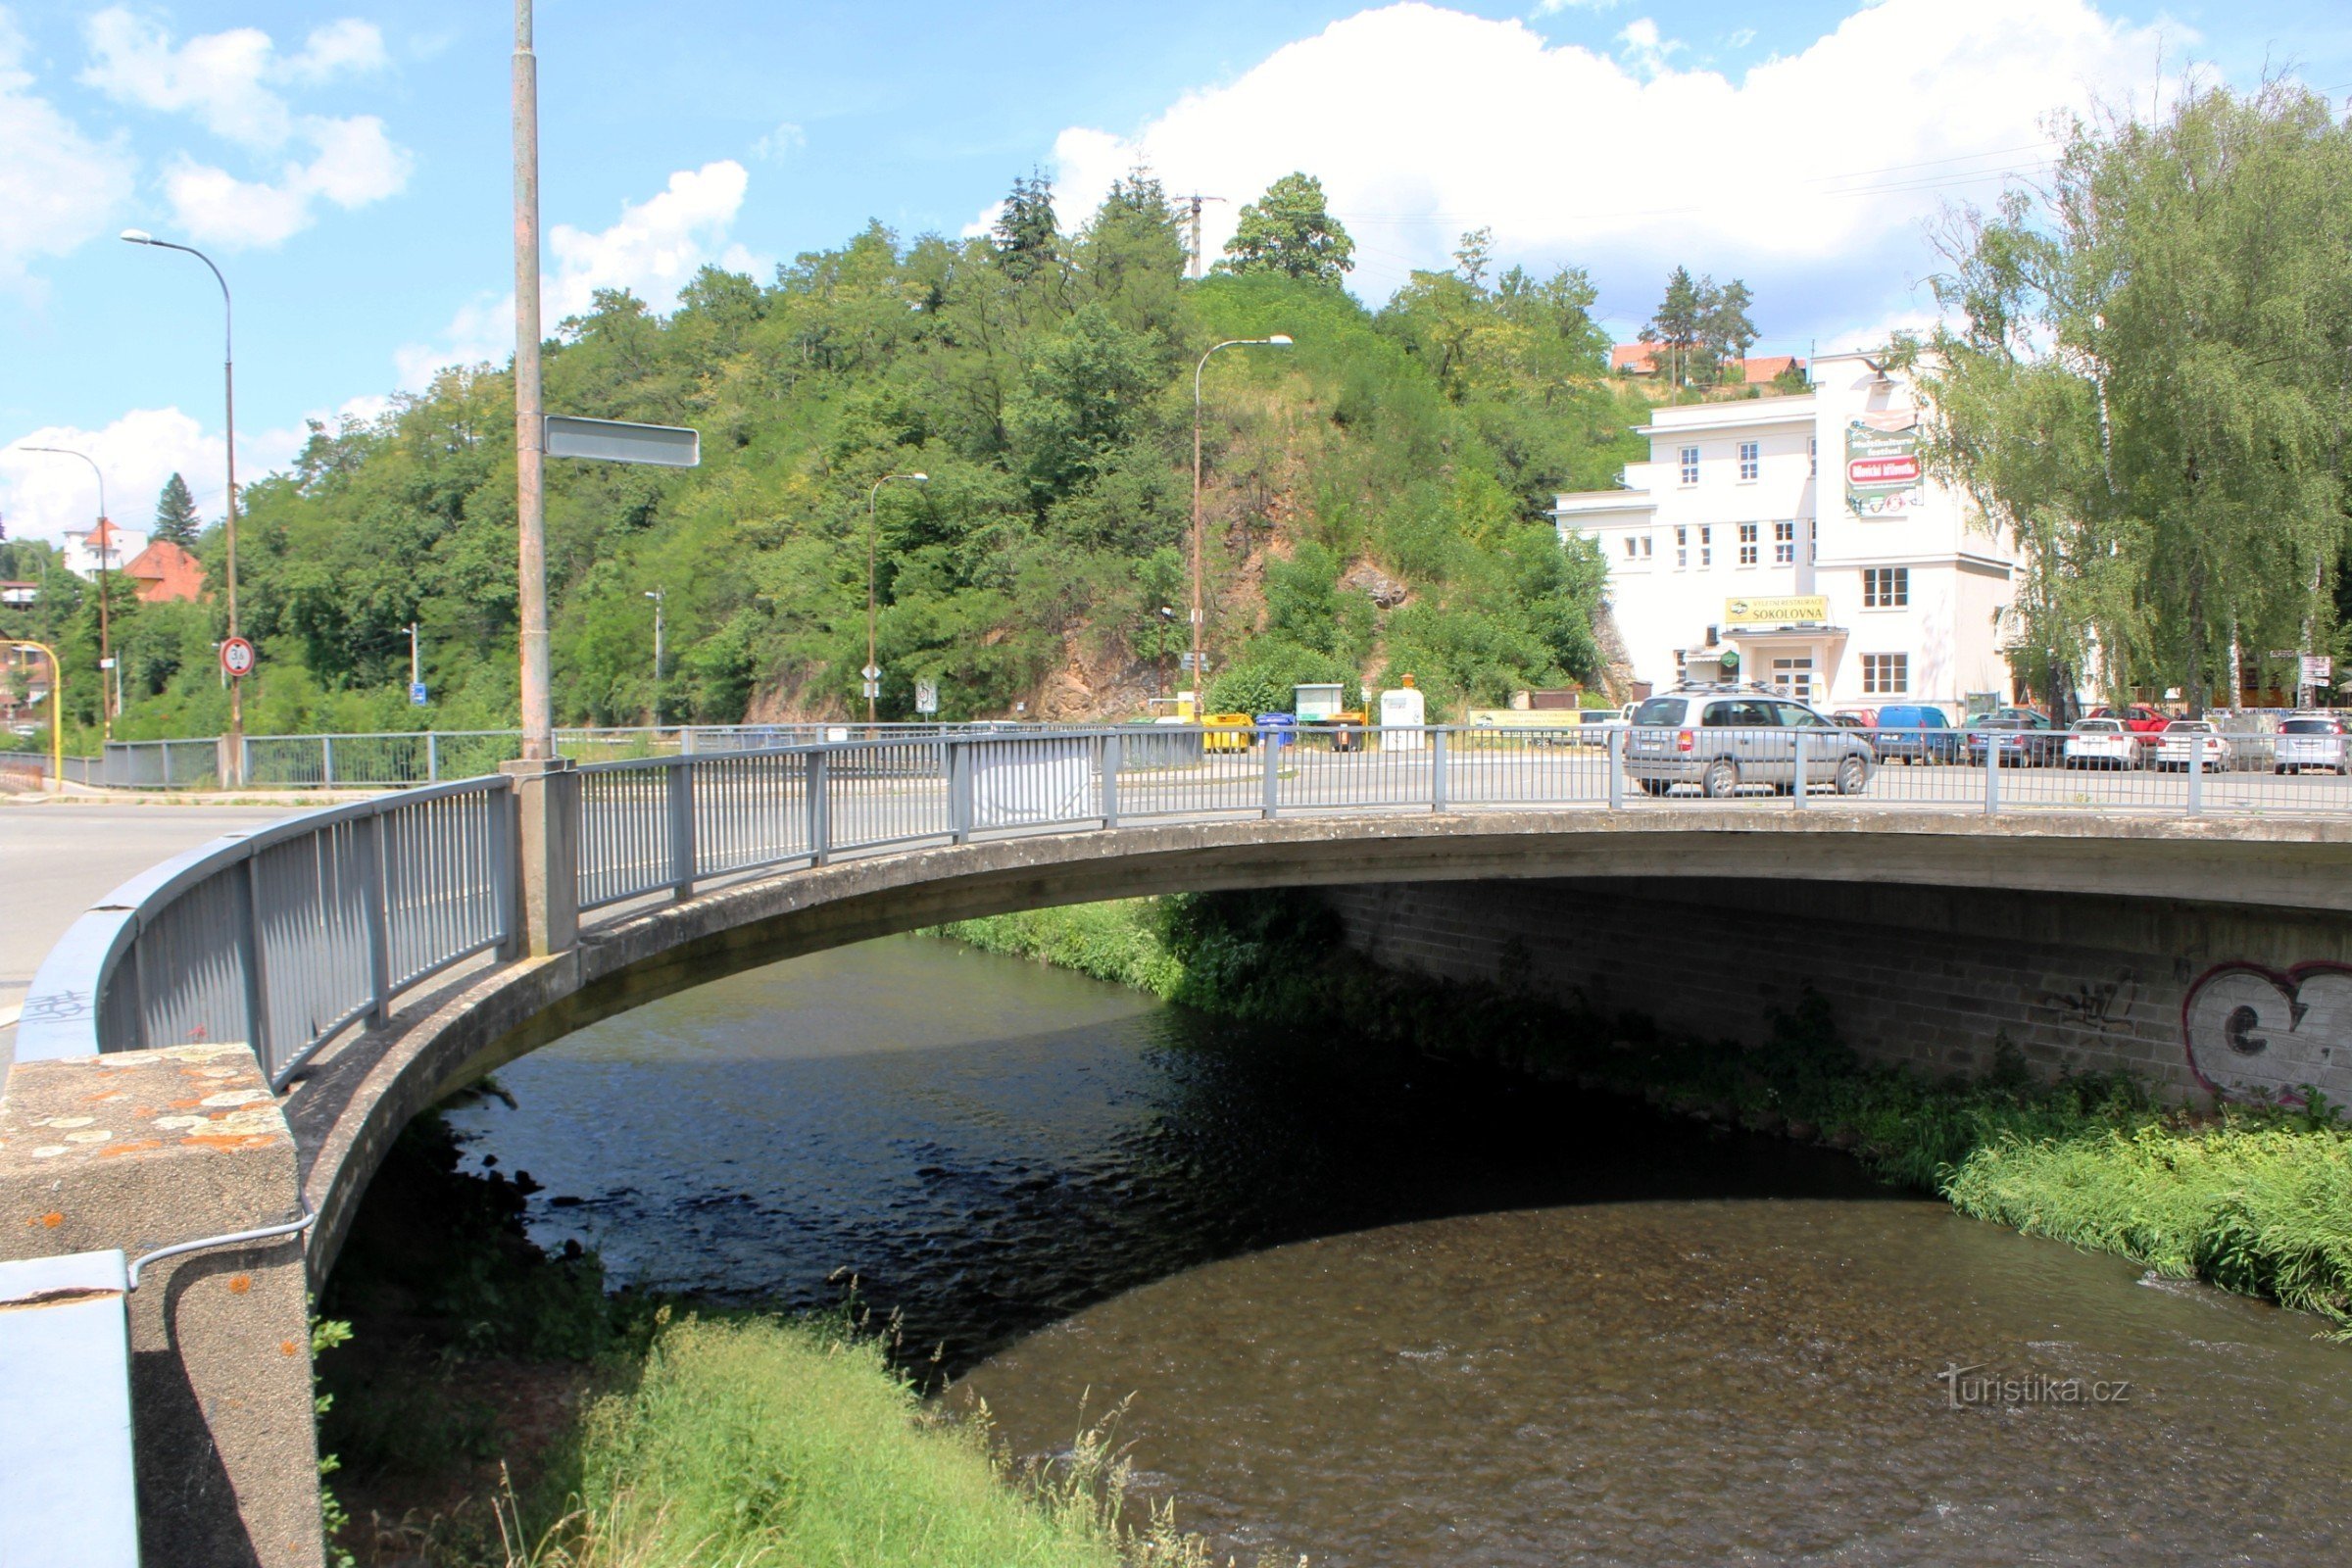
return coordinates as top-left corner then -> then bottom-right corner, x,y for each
3,0 -> 2346,539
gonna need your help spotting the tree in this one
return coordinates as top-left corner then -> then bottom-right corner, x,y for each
1699,277 -> 1758,379
1642,267 -> 1703,385
992,172 -> 1060,284
152,473 -> 200,547
1216,172 -> 1355,285
1919,81 -> 2352,715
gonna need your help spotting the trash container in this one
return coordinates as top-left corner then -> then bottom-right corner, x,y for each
1254,711 -> 1298,749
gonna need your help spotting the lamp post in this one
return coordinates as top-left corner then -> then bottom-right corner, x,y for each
121,227 -> 240,779
11,641 -> 63,793
1191,336 -> 1291,712
866,472 -> 927,724
643,588 -> 664,726
21,447 -> 113,739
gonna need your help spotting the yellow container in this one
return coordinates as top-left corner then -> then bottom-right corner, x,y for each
1203,712 -> 1255,752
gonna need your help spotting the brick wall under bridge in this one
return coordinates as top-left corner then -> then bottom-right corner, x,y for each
1318,878 -> 2352,1105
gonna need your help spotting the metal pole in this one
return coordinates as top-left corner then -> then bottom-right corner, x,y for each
22,449 -> 111,737
514,0 -> 551,761
1191,337 -> 1291,714
865,474 -> 926,725
13,641 -> 64,793
643,588 -> 663,726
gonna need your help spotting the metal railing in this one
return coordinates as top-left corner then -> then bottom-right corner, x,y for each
23,723 -> 2352,1086
87,722 -> 1059,789
15,776 -> 516,1088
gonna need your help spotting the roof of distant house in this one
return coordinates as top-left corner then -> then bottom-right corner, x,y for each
123,540 -> 207,604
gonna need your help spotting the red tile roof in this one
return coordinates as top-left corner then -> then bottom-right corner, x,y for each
123,540 -> 207,604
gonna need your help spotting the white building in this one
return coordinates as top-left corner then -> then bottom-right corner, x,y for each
1552,351 -> 2017,714
61,518 -> 146,582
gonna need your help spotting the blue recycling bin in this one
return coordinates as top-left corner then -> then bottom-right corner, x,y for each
1254,711 -> 1298,748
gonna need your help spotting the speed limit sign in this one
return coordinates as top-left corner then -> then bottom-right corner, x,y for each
220,636 -> 257,678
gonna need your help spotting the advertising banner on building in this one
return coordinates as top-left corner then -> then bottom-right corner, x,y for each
1723,595 -> 1830,627
1845,416 -> 1923,517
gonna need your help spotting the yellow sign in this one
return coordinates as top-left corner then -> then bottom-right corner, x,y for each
1724,595 -> 1830,627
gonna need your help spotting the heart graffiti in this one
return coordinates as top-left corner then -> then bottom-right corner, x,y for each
2180,960 -> 2352,1106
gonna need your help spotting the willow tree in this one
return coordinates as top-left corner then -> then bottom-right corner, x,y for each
1919,81 -> 2352,713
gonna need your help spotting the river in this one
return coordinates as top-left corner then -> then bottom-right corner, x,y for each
444,934 -> 2350,1567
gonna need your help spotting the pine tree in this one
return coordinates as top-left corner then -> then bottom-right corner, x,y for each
152,473 -> 200,547
992,172 -> 1061,284
1642,267 -> 1703,384
1700,277 -> 1758,380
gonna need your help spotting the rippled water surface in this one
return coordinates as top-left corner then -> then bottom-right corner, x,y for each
448,936 -> 2351,1567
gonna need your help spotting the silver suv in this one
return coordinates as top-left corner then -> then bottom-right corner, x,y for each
1624,686 -> 1877,798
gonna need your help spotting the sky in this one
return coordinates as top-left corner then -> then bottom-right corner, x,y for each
2,0 -> 2347,543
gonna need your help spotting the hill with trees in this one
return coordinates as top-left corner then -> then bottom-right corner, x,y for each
13,170 -> 1647,739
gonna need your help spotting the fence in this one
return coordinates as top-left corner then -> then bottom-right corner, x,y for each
16,776 -> 516,1089
24,723 -> 2352,1085
87,722 -> 1045,790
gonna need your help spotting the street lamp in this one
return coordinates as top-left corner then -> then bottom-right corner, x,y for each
20,447 -> 114,739
122,226 -> 242,781
866,473 -> 927,724
10,641 -> 64,793
644,588 -> 664,726
1191,335 -> 1291,712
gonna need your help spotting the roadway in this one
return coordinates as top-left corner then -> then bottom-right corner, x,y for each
0,802 -> 295,1067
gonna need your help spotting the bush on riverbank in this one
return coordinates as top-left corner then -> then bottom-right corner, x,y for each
935,893 -> 2352,1334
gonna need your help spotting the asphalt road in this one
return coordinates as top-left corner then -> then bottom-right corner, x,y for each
0,803 -> 295,1065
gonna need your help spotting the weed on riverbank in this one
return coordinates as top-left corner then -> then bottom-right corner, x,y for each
935,892 -> 2352,1335
319,1109 -> 1245,1566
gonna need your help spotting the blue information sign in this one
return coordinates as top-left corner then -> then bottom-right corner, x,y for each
409,681 -> 429,706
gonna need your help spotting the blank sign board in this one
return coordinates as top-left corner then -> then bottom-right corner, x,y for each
542,415 -> 701,467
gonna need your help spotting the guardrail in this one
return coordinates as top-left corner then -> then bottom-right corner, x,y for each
23,724 -> 2352,1085
15,776 -> 516,1088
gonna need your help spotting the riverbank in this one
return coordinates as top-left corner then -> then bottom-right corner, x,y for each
934,892 -> 2352,1335
318,1109 -> 1211,1567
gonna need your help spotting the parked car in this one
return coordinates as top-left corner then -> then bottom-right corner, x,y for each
1623,686 -> 1876,798
1963,708 -> 2063,766
1831,709 -> 1877,730
2153,720 -> 2232,773
2062,717 -> 2141,769
1568,708 -> 1626,747
2086,703 -> 2173,737
2273,713 -> 2348,775
1871,703 -> 1962,764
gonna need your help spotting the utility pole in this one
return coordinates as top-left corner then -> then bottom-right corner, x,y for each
1175,193 -> 1225,280
408,621 -> 420,690
514,0 -> 550,760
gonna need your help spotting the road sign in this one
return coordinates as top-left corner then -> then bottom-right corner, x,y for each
542,415 -> 701,468
1179,652 -> 1209,670
914,679 -> 939,714
2303,655 -> 2333,687
409,681 -> 429,706
220,636 -> 256,678
861,679 -> 881,700
860,663 -> 882,681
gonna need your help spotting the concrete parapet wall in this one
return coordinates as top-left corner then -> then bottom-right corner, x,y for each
0,1044 -> 321,1568
1318,878 -> 2352,1103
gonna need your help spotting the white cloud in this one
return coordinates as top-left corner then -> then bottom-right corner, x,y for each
1726,26 -> 1757,49
1614,17 -> 1685,78
753,121 -> 806,161
1037,0 -> 2186,343
1,409 -> 302,543
0,8 -> 136,292
394,162 -> 756,389
80,8 -> 408,250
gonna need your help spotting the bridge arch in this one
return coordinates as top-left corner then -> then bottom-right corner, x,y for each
286,807 -> 2352,1284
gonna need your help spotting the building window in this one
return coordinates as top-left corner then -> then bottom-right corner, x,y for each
1808,437 -> 1818,477
1773,519 -> 1795,564
1739,441 -> 1760,481
1862,654 -> 1909,695
1863,566 -> 1910,609
1681,447 -> 1700,486
1808,518 -> 1818,564
1620,533 -> 1652,564
1738,522 -> 1759,566
1674,525 -> 1688,568
1698,525 -> 1712,567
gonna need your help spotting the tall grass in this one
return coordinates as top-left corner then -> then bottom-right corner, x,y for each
501,1313 -> 1223,1568
937,892 -> 2352,1336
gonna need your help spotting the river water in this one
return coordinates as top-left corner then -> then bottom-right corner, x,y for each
445,936 -> 2350,1567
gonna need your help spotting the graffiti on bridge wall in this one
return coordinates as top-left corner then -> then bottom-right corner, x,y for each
2180,961 -> 2352,1106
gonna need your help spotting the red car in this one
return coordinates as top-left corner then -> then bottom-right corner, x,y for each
2088,704 -> 2172,735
